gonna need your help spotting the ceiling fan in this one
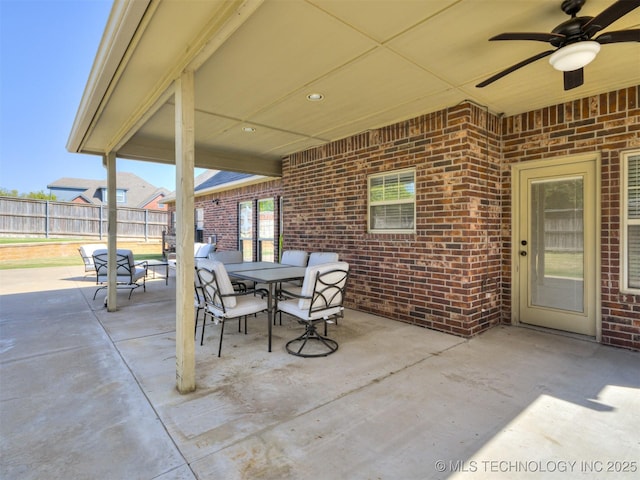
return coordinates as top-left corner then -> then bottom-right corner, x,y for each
476,0 -> 640,90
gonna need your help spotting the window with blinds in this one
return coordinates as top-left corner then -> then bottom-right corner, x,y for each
623,151 -> 640,292
368,169 -> 416,233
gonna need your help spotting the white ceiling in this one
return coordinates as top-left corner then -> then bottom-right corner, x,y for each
68,0 -> 640,176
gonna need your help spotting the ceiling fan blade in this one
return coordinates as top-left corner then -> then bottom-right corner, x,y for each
476,50 -> 555,88
490,32 -> 565,43
564,69 -> 584,90
584,0 -> 640,37
595,28 -> 640,44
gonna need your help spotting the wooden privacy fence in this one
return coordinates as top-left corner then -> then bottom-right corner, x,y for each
0,197 -> 169,240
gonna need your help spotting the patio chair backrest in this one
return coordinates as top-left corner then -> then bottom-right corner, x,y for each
208,250 -> 243,264
93,249 -> 138,281
197,260 -> 237,308
79,244 -> 107,271
195,243 -> 214,258
281,250 -> 308,267
298,261 -> 349,313
307,252 -> 339,267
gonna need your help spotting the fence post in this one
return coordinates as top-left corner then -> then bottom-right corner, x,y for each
45,201 -> 50,238
145,209 -> 149,241
99,204 -> 103,239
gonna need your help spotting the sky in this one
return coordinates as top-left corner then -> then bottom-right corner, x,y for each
0,0 -> 188,194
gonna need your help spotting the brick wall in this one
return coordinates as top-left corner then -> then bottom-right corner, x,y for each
192,179 -> 282,260
172,87 -> 640,351
283,103 -> 503,337
144,194 -> 167,210
501,86 -> 640,350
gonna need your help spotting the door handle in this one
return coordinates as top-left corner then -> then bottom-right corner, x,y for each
520,251 -> 527,256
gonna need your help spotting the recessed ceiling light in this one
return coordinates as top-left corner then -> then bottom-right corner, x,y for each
241,126 -> 256,133
306,93 -> 324,101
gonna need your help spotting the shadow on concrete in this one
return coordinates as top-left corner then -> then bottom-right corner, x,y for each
1,266 -> 639,479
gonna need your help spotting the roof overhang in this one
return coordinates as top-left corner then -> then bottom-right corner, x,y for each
68,0 -> 640,176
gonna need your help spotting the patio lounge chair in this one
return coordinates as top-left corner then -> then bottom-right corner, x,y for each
78,243 -> 107,273
196,260 -> 268,355
167,242 -> 215,268
278,261 -> 349,357
92,249 -> 147,300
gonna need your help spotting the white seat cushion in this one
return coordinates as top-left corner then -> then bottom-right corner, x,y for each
208,250 -> 243,264
307,252 -> 339,267
207,294 -> 267,319
198,260 -> 237,308
94,249 -> 143,284
80,244 -> 107,270
195,243 -> 214,258
80,244 -> 107,258
281,250 -> 308,267
278,298 -> 343,321
297,261 -> 349,310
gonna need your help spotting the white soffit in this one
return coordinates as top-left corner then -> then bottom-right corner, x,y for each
70,0 -> 640,174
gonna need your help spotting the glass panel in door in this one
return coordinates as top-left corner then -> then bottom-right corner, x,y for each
530,177 -> 584,313
258,198 -> 275,262
239,201 -> 253,261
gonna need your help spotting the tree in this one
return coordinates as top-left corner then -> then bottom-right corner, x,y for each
0,187 -> 56,200
24,190 -> 55,200
0,188 -> 19,197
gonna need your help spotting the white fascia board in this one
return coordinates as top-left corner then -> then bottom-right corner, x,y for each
66,0 -> 151,154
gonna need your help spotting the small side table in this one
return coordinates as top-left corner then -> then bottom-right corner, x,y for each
145,260 -> 170,285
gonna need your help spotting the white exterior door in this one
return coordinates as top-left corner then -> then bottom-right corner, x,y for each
514,157 -> 599,336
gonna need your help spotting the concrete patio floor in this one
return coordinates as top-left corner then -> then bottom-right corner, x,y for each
1,265 -> 639,479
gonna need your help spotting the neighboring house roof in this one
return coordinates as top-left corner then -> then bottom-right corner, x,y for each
47,172 -> 169,209
195,171 -> 255,192
162,170 -> 272,204
71,193 -> 94,204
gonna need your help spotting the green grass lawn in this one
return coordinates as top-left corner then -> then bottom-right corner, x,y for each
542,251 -> 583,279
0,252 -> 165,270
0,237 -> 88,244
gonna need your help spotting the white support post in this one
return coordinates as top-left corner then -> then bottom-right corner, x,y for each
105,151 -> 118,311
175,71 -> 196,393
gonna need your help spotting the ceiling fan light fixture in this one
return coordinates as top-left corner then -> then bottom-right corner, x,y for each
549,41 -> 600,71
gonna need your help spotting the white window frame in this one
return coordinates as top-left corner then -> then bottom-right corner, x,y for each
102,188 -> 126,203
238,200 -> 254,261
257,197 -> 275,262
621,149 -> 640,293
368,168 -> 416,234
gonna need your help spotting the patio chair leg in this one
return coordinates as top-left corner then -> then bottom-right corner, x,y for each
93,285 -> 107,300
194,308 -> 201,339
200,314 -> 207,346
285,322 -> 338,358
218,319 -> 226,357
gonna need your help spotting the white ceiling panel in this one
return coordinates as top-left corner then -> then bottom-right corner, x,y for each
251,47 -> 452,135
194,0 -> 377,119
308,0 -> 459,42
70,0 -> 640,176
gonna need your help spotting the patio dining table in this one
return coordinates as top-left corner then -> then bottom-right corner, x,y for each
226,262 -> 307,352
